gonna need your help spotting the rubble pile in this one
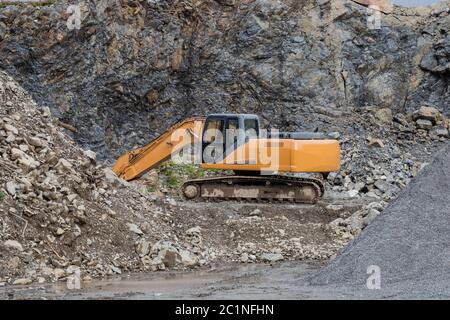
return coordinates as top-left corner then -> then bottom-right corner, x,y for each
0,72 -> 200,285
326,106 -> 448,201
329,201 -> 388,237
167,202 -> 372,266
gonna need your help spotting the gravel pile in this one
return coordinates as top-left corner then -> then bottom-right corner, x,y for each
312,143 -> 450,293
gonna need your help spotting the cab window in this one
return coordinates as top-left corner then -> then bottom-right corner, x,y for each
204,119 -> 224,143
244,119 -> 258,139
227,119 -> 239,145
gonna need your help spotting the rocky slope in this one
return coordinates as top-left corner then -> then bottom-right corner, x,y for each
0,71 -> 206,285
0,0 -> 448,160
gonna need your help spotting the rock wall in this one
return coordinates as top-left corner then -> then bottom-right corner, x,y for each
0,0 -> 449,159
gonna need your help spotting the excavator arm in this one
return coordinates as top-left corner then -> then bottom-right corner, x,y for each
113,117 -> 205,181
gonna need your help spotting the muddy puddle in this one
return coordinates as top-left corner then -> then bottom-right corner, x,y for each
0,260 -> 435,299
0,262 -> 333,300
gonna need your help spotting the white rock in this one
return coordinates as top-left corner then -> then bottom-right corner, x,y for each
55,158 -> 73,173
249,209 -> 261,216
53,268 -> 65,279
110,266 -> 122,274
348,190 -> 359,198
19,156 -> 39,170
6,134 -> 16,143
136,240 -> 151,257
84,150 -> 97,161
41,107 -> 51,117
104,168 -> 129,187
13,278 -> 32,285
186,226 -> 201,235
11,148 -> 25,160
4,124 -> 18,135
27,136 -> 44,147
240,252 -> 249,263
167,198 -> 177,206
11,148 -> 39,169
19,144 -> 29,152
326,204 -> 344,212
363,209 -> 381,227
329,217 -> 347,227
66,265 -> 80,275
261,253 -> 284,263
19,177 -> 32,189
127,223 -> 143,235
348,215 -> 364,233
4,240 -> 24,252
328,132 -> 341,139
354,182 -> 366,192
178,249 -> 199,267
67,194 -> 77,202
5,181 -> 18,196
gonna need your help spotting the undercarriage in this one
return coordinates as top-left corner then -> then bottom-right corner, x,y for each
181,175 -> 325,204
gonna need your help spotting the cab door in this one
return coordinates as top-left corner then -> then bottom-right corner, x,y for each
224,117 -> 240,158
202,116 -> 242,164
202,117 -> 226,164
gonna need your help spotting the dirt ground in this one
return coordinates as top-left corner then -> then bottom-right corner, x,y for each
165,198 -> 366,263
0,199 -> 368,300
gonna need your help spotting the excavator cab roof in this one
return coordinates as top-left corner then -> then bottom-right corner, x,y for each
206,113 -> 259,121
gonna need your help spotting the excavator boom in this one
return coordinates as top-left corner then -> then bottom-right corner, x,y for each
113,117 -> 204,181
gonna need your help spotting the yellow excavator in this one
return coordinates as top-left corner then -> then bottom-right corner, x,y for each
113,114 -> 340,203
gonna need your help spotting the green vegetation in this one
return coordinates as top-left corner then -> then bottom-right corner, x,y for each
147,183 -> 157,193
158,161 -> 206,189
0,191 -> 5,202
145,161 -> 232,194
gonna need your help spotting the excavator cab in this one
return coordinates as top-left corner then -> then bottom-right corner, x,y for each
202,114 -> 260,164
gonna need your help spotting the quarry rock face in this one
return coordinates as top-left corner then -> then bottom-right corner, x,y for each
0,0 -> 448,159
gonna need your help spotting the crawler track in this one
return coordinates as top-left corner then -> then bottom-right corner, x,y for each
181,175 -> 324,204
